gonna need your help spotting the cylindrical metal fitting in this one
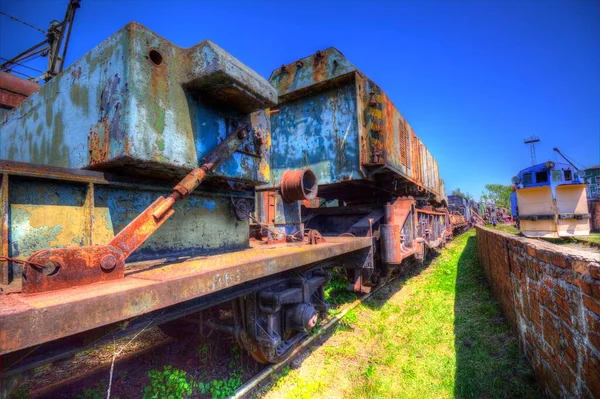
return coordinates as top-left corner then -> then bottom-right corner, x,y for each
100,254 -> 117,271
280,168 -> 318,202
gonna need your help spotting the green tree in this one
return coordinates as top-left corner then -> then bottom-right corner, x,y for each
480,184 -> 513,210
451,188 -> 473,201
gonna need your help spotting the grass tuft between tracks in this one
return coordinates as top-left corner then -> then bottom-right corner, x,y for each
262,230 -> 542,399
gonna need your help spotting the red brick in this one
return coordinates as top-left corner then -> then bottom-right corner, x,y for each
555,295 -> 571,314
548,264 -> 567,279
589,331 -> 600,352
551,253 -> 569,269
539,362 -> 563,397
581,350 -> 600,397
564,342 -> 578,366
576,275 -> 594,296
586,311 -> 600,331
526,245 -> 537,258
539,286 -> 556,312
544,322 -> 561,350
554,356 -> 577,390
554,283 -> 568,299
537,249 -> 553,264
589,262 -> 600,280
569,257 -> 591,276
526,261 -> 539,281
556,306 -> 573,327
583,295 -> 600,317
586,312 -> 600,351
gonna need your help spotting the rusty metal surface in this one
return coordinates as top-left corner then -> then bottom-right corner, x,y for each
380,198 -> 413,264
0,23 -> 276,185
269,48 -> 447,205
0,174 -> 8,285
23,245 -> 125,293
280,169 -> 318,202
269,48 -> 357,100
107,124 -> 248,260
0,71 -> 40,110
0,236 -> 371,355
270,77 -> 361,186
0,160 -> 110,184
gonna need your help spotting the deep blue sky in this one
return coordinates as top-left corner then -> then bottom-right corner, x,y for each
1,0 -> 599,199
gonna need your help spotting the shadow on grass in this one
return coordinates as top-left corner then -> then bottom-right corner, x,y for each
454,236 -> 541,398
360,249 -> 441,312
257,251 -> 441,395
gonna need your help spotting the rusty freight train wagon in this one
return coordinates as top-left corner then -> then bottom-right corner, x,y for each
266,47 -> 450,286
0,23 -> 449,392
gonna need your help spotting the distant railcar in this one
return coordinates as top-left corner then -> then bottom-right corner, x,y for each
447,195 -> 472,233
511,161 -> 590,237
266,48 -> 451,287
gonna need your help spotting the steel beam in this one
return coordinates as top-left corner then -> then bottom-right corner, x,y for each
0,236 -> 371,355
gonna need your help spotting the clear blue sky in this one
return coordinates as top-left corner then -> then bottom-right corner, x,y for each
1,0 -> 599,200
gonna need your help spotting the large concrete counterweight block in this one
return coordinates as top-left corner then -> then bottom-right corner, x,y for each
0,22 -> 277,185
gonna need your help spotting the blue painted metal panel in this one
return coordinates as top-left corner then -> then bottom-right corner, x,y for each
269,48 -> 447,204
6,175 -> 250,264
270,83 -> 360,184
516,162 -> 584,190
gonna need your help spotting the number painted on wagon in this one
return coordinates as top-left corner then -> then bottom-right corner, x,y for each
208,269 -> 242,291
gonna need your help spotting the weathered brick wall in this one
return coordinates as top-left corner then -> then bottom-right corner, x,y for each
476,226 -> 600,398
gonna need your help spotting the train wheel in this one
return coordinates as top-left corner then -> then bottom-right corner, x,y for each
235,269 -> 330,364
415,243 -> 428,266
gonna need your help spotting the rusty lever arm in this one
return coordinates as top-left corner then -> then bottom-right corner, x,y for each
108,125 -> 250,259
22,125 -> 250,293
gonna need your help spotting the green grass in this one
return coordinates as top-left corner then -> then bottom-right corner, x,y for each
263,230 -> 541,399
486,223 -> 519,235
487,223 -> 600,248
576,233 -> 600,244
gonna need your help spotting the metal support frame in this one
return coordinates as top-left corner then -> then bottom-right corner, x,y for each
0,236 -> 372,356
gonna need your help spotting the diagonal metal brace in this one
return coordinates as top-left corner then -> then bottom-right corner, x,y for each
22,125 -> 250,293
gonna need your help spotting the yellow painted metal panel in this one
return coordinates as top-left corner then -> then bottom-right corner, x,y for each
517,186 -> 556,237
520,220 -> 558,238
556,184 -> 590,236
516,186 -> 553,216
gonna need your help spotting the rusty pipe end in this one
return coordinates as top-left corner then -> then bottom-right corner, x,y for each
152,196 -> 176,220
280,168 -> 318,202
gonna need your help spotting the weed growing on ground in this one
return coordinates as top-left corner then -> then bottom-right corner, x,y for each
7,386 -> 29,399
142,366 -> 192,399
344,308 -> 359,324
75,382 -> 105,399
324,268 -> 356,305
197,372 -> 242,399
198,343 -> 209,366
195,345 -> 243,399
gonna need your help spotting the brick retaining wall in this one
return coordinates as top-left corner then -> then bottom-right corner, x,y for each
476,226 -> 600,398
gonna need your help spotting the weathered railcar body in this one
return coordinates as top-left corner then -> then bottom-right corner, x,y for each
0,25 -> 374,386
447,194 -> 472,233
266,49 -> 449,278
0,72 -> 40,119
1,22 -> 273,184
269,48 -> 447,206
